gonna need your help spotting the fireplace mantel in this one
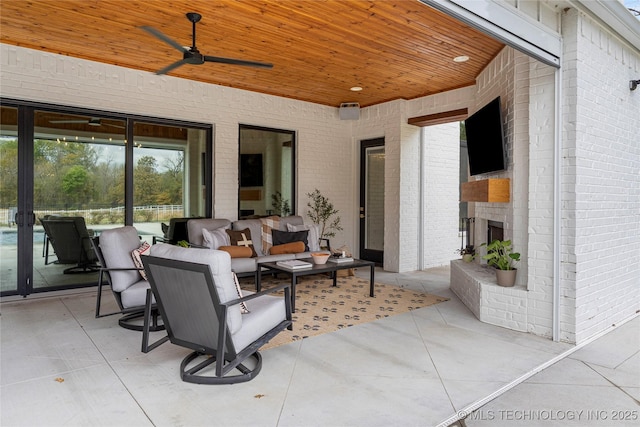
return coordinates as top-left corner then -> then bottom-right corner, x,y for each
460,178 -> 510,203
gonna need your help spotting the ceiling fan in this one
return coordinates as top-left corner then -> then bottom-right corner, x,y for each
49,117 -> 125,129
141,12 -> 273,75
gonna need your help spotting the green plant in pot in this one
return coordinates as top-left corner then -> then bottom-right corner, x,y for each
481,239 -> 520,287
306,189 -> 343,247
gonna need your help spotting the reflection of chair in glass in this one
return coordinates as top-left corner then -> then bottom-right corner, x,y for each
40,216 -> 99,273
92,226 -> 167,353
141,244 -> 293,384
156,217 -> 203,245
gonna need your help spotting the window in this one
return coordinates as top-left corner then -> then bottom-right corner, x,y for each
238,125 -> 295,219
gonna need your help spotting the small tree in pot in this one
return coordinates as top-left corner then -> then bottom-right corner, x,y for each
481,239 -> 521,286
306,189 -> 342,239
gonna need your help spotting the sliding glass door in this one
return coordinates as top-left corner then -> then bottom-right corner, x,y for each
0,101 -> 212,297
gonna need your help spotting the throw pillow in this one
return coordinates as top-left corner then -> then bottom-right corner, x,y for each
287,223 -> 322,252
232,272 -> 249,314
259,215 -> 280,255
202,226 -> 230,249
218,245 -> 253,258
271,229 -> 309,251
270,241 -> 306,255
131,241 -> 151,280
226,228 -> 258,257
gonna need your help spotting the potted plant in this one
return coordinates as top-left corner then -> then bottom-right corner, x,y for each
481,239 -> 521,287
455,246 -> 476,262
306,189 -> 343,240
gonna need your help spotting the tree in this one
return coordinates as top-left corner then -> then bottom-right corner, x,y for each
306,189 -> 343,238
61,165 -> 93,208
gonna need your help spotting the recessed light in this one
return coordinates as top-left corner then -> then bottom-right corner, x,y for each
350,86 -> 363,92
453,55 -> 469,63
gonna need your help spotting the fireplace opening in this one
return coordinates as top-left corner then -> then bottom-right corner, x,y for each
487,220 -> 504,243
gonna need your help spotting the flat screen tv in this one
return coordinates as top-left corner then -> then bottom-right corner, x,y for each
465,96 -> 506,176
240,153 -> 263,187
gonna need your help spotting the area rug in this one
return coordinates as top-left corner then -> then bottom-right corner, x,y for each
239,274 -> 448,350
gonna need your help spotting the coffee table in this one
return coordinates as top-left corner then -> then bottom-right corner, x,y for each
257,258 -> 375,312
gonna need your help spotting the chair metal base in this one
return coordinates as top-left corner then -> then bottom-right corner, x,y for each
180,351 -> 263,385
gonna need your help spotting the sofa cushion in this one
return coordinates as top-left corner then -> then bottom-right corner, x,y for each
226,228 -> 258,257
149,243 -> 243,334
272,229 -> 309,251
219,246 -> 253,258
232,219 -> 264,256
202,226 -> 230,249
260,215 -> 280,255
186,218 -> 232,246
270,241 -> 306,255
287,223 -> 322,252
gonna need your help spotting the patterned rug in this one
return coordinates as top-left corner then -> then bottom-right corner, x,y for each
239,274 -> 448,350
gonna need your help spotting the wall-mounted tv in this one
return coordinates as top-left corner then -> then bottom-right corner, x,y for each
465,96 -> 506,176
240,153 -> 263,187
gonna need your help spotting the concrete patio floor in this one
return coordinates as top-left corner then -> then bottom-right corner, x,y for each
1,266 -> 637,426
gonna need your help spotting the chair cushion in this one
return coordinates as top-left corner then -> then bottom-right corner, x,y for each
120,279 -> 154,308
99,226 -> 144,293
231,293 -> 286,352
149,243 -> 243,334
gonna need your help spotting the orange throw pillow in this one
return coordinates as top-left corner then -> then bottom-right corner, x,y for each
218,246 -> 253,258
270,241 -> 305,255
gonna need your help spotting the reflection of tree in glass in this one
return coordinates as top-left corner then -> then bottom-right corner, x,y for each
0,138 -> 185,212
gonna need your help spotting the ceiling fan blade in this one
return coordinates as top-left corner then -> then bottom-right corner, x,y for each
203,55 -> 273,69
140,26 -> 188,53
155,58 -> 189,75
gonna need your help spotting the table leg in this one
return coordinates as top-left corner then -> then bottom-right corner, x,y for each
256,268 -> 262,292
369,264 -> 375,297
290,273 -> 297,313
332,270 -> 337,287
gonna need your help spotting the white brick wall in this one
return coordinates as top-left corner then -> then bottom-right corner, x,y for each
560,10 -> 640,344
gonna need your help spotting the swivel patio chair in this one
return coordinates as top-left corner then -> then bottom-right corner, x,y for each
92,226 -> 167,353
141,243 -> 293,384
40,216 -> 99,273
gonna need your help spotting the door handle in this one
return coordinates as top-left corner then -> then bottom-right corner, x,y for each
28,212 -> 36,226
15,211 -> 23,226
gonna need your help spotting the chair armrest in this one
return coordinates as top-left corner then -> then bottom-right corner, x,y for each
99,266 -> 145,272
221,282 -> 291,307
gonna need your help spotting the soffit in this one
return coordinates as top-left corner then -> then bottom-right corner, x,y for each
0,0 -> 504,107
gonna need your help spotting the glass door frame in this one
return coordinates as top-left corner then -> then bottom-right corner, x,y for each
359,137 -> 384,265
1,98 -> 213,297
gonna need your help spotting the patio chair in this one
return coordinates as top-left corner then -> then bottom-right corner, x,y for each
92,226 -> 167,353
40,216 -> 99,273
155,216 -> 203,245
141,243 -> 293,384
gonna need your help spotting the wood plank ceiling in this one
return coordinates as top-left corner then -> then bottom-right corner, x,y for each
0,0 -> 504,108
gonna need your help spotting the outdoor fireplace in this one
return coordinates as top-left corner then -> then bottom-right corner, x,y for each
487,220 -> 504,243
